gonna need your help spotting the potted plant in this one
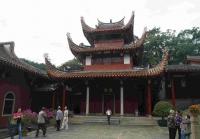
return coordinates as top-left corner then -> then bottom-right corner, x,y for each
153,101 -> 174,127
189,104 -> 200,117
188,104 -> 200,139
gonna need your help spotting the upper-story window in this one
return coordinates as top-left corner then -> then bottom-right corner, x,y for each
2,92 -> 15,116
124,54 -> 130,64
85,56 -> 92,65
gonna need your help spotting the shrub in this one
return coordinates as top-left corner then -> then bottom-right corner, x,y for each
22,109 -> 37,126
44,109 -> 55,119
153,101 -> 174,120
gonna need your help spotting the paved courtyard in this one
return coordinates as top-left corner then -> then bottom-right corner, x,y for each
9,124 -> 169,139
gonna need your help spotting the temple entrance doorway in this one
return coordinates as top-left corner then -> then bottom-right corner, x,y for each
103,94 -> 115,114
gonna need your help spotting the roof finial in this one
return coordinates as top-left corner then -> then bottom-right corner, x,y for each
110,19 -> 112,23
44,53 -> 49,60
66,32 -> 71,38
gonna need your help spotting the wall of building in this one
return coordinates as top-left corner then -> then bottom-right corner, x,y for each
94,39 -> 124,48
165,74 -> 200,110
0,70 -> 31,128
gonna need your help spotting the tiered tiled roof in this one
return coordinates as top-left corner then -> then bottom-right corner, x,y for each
81,12 -> 135,45
187,56 -> 200,62
0,42 -> 47,77
97,17 -> 125,29
67,28 -> 147,57
45,49 -> 168,79
166,64 -> 200,72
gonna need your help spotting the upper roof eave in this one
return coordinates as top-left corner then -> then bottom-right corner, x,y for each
45,49 -> 168,79
81,11 -> 134,33
67,28 -> 147,57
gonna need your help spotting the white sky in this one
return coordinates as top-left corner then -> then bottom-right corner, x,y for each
0,0 -> 200,66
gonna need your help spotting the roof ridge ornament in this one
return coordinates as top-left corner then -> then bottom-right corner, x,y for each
66,32 -> 71,39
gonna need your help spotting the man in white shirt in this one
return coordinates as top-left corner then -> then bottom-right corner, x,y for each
106,108 -> 112,125
56,106 -> 63,131
36,107 -> 47,137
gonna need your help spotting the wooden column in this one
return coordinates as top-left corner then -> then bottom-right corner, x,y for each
120,80 -> 124,116
86,86 -> 90,115
102,94 -> 104,114
52,92 -> 55,109
147,80 -> 152,115
171,79 -> 176,107
62,86 -> 66,110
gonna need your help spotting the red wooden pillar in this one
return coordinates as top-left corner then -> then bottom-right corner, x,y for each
62,87 -> 66,111
52,93 -> 55,109
147,80 -> 152,115
171,79 -> 176,107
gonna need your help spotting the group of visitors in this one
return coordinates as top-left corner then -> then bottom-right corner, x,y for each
12,106 -> 69,138
35,106 -> 69,137
12,107 -> 192,139
167,110 -> 191,139
56,106 -> 69,131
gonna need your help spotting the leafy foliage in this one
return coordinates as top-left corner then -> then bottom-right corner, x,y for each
153,101 -> 173,119
59,58 -> 83,71
144,27 -> 200,65
20,58 -> 46,70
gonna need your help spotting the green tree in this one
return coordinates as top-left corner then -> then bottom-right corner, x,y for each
59,58 -> 83,71
20,58 -> 46,70
144,27 -> 200,65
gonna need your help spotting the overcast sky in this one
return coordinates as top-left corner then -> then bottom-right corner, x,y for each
0,0 -> 200,66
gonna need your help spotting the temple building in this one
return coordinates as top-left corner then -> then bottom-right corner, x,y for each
1,12 -> 200,129
45,12 -> 168,116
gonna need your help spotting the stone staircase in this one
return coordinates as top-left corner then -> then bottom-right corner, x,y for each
69,115 -> 158,126
0,128 -> 9,139
84,116 -> 120,125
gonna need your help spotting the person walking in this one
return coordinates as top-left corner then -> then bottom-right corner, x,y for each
180,115 -> 191,139
175,110 -> 182,139
56,106 -> 63,131
106,108 -> 112,125
61,106 -> 69,130
167,109 -> 176,139
35,107 -> 47,137
13,108 -> 23,139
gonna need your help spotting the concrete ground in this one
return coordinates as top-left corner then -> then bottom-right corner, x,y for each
8,124 -> 169,139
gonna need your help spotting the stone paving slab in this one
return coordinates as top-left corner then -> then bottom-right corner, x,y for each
7,124 -> 169,139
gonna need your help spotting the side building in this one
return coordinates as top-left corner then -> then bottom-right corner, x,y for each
166,56 -> 200,109
0,42 -> 55,128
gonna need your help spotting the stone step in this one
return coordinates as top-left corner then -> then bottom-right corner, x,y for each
69,115 -> 158,126
0,129 -> 9,139
84,117 -> 120,125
